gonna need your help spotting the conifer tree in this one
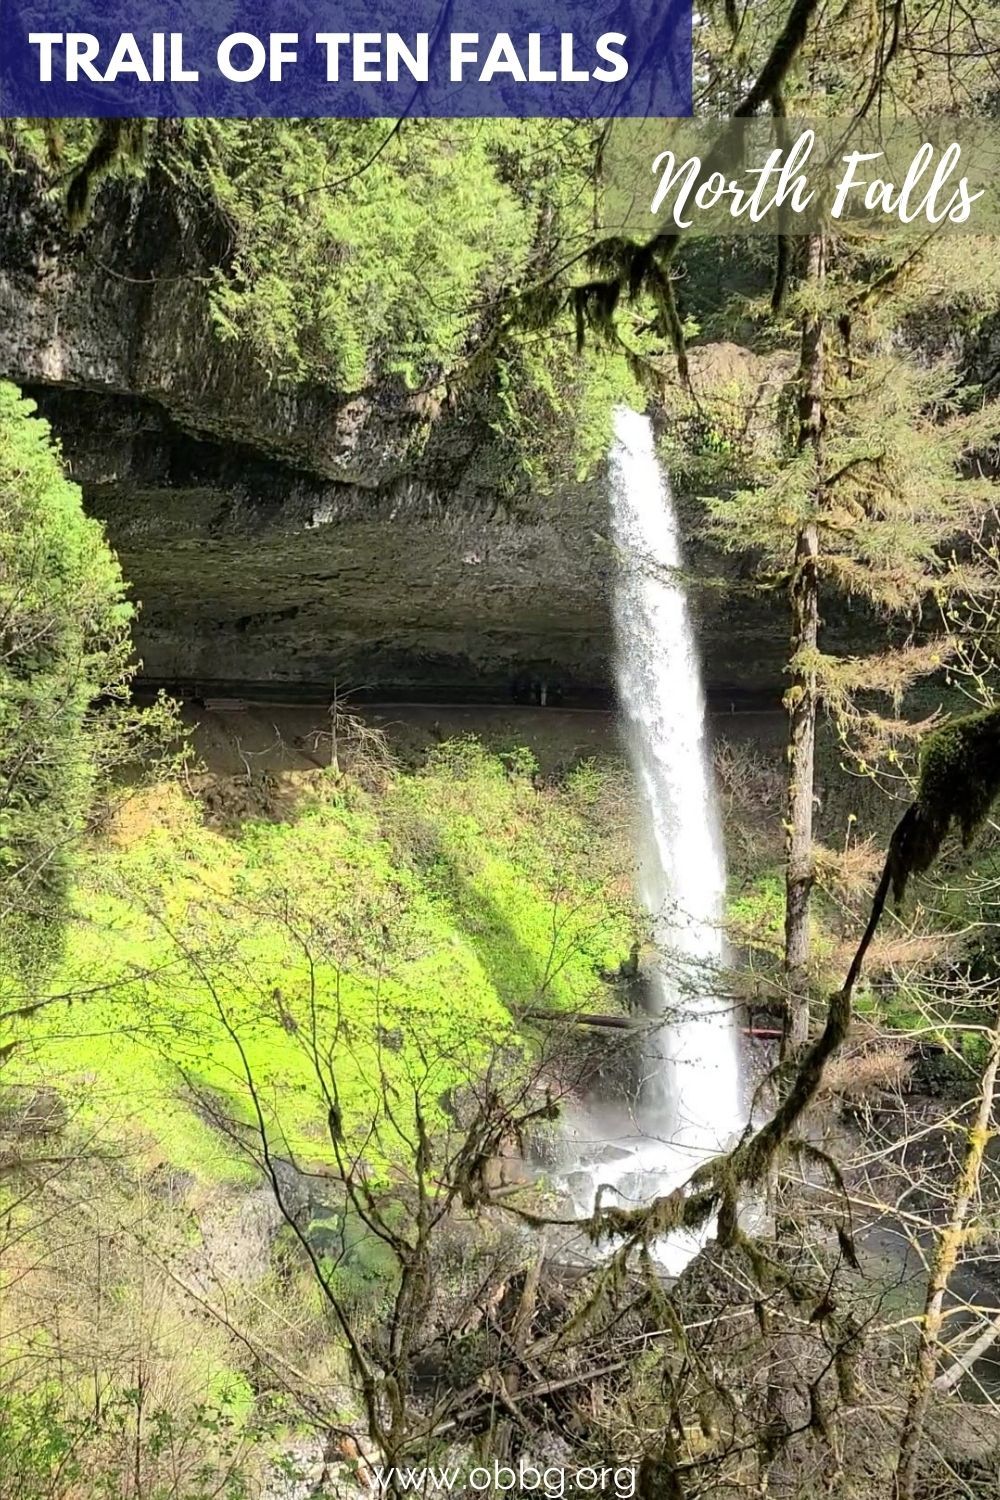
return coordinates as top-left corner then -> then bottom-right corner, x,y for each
702,281 -> 997,1042
0,384 -> 161,974
548,0 -> 1000,1046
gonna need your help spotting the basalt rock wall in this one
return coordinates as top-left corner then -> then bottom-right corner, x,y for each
0,164 -> 787,702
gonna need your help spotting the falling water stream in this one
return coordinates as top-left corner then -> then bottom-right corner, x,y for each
563,407 -> 744,1274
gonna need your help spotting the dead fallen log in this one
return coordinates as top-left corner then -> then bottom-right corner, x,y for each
933,1311 -> 1000,1394
520,1008 -> 781,1039
521,1008 -> 639,1030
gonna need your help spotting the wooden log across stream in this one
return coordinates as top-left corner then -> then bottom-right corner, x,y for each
520,1007 -> 781,1039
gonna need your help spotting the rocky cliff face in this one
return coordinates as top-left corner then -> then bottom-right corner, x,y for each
0,165 -> 785,702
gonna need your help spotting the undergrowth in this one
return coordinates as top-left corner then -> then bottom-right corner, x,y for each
4,739 -> 635,1185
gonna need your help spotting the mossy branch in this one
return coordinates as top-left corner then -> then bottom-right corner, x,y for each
66,120 -> 147,231
887,705 -> 1000,904
536,0 -> 823,371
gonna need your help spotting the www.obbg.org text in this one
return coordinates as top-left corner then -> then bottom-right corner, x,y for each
371,1459 -> 637,1496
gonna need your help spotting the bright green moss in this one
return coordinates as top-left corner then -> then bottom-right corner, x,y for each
7,743 -> 634,1185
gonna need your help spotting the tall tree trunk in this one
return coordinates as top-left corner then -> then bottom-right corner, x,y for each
895,1010 -> 1000,1500
768,240 -> 826,1484
784,232 -> 825,1053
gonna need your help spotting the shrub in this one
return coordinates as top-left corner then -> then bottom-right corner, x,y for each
0,383 -> 133,972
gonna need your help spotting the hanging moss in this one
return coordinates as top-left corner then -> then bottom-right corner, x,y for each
66,119 -> 147,231
889,706 -> 1000,904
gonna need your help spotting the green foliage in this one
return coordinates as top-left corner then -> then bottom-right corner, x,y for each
697,337 -> 997,781
706,356 -> 992,615
6,742 -> 633,1183
961,1028 -> 992,1074
727,871 -> 786,959
0,1383 -> 260,1500
177,117 -> 641,481
6,119 -> 640,485
0,384 -> 134,974
65,119 -> 148,231
487,332 -> 644,489
189,120 -> 535,392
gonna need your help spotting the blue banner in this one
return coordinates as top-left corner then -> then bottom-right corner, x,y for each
0,0 -> 693,117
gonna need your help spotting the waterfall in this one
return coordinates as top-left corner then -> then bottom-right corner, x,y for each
564,407 -> 743,1274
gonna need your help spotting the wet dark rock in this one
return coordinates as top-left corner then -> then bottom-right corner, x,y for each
595,1143 -> 637,1165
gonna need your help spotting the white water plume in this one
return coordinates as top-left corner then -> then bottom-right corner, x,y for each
563,406 -> 744,1274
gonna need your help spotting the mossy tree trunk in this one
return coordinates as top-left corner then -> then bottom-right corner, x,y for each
894,1009 -> 1000,1500
783,233 -> 825,1053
